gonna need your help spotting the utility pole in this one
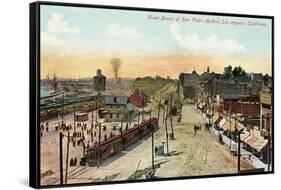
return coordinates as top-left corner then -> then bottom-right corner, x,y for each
97,122 -> 101,168
64,132 -> 70,184
169,94 -> 174,139
95,99 -> 98,124
150,110 -> 154,170
137,111 -> 140,127
157,93 -> 161,127
59,132 -> 63,185
267,114 -> 271,172
162,98 -> 166,124
121,118 -> 124,149
73,105 -> 76,145
164,117 -> 169,155
91,103 -> 94,128
229,107 -> 232,150
142,96 -> 144,122
237,129 -> 242,173
61,92 -> 64,126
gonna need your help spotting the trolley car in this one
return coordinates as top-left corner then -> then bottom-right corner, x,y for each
85,117 -> 158,166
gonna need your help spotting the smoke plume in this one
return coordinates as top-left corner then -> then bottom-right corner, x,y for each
110,58 -> 122,79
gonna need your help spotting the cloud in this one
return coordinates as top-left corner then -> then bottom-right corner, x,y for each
105,23 -> 144,38
169,23 -> 246,55
48,13 -> 80,34
41,32 -> 64,48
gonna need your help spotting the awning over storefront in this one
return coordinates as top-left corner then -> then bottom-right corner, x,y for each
237,123 -> 250,141
221,118 -> 236,132
245,128 -> 268,152
221,119 -> 238,132
240,130 -> 250,142
219,118 -> 227,129
236,122 -> 244,131
212,113 -> 220,124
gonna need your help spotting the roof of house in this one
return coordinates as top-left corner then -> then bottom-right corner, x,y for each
104,96 -> 128,105
128,93 -> 147,107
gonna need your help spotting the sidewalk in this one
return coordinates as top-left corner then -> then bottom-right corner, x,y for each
197,108 -> 268,171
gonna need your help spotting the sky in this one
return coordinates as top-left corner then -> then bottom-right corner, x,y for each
40,4 -> 272,79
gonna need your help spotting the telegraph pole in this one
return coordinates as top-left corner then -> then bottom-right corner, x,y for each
91,103 -> 94,128
121,118 -> 124,149
229,106 -> 232,150
97,122 -> 101,168
142,97 -> 144,122
137,111 -> 140,127
65,132 -> 70,184
157,93 -> 161,127
267,114 -> 271,172
164,117 -> 169,155
162,99 -> 166,124
169,94 -> 174,139
59,132 -> 63,185
73,105 -> 76,146
237,129 -> 242,173
61,92 -> 64,126
95,99 -> 98,124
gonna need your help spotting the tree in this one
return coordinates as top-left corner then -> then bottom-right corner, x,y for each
232,66 -> 244,78
182,86 -> 196,99
179,73 -> 185,86
223,65 -> 248,79
223,65 -> 232,79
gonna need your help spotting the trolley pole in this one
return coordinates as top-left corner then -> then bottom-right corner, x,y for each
59,132 -> 63,185
65,132 -> 70,184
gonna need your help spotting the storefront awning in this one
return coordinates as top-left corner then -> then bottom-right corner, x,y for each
235,122 -> 250,141
219,118 -> 227,128
212,113 -> 220,124
240,130 -> 250,142
245,129 -> 268,152
221,119 -> 236,132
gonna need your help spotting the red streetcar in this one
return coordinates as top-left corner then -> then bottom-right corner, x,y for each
85,117 -> 158,166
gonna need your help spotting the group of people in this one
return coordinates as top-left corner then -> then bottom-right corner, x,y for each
69,157 -> 78,166
40,122 -> 49,137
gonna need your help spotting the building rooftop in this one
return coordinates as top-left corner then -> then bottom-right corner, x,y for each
104,96 -> 128,105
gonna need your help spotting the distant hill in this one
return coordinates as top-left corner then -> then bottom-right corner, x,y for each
131,76 -> 175,94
